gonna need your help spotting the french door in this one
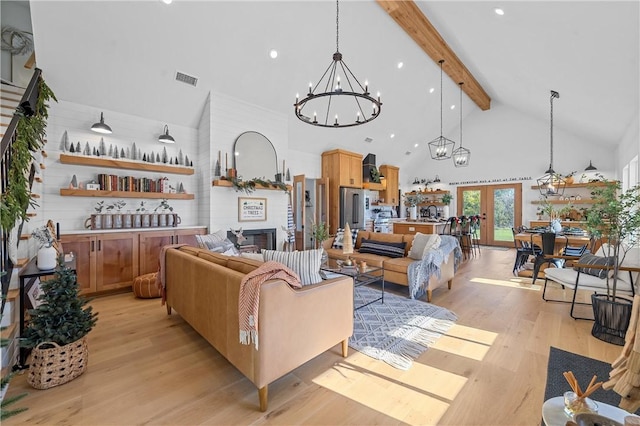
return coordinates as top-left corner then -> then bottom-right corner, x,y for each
456,183 -> 522,247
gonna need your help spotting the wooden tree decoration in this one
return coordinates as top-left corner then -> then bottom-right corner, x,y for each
343,223 -> 353,254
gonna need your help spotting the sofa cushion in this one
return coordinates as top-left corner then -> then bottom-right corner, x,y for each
198,250 -> 229,266
227,257 -> 262,274
179,246 -> 203,257
383,256 -> 414,274
574,253 -> 615,279
262,249 -> 323,285
546,267 -> 634,293
348,252 -> 387,268
408,233 -> 442,260
358,238 -> 406,259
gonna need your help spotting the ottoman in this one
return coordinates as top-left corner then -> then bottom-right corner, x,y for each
132,272 -> 161,299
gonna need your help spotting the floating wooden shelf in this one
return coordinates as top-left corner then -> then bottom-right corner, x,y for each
406,190 -> 450,195
60,188 -> 194,200
212,179 -> 291,191
531,199 -> 594,204
530,181 -> 608,189
60,154 -> 194,175
363,182 -> 385,191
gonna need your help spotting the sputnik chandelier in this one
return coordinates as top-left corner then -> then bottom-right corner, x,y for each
428,60 -> 456,160
536,90 -> 566,197
293,0 -> 382,128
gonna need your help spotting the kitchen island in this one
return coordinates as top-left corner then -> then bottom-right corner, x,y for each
393,221 -> 447,235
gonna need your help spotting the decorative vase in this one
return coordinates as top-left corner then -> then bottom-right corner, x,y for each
409,206 -> 418,220
442,205 -> 450,219
158,213 -> 167,227
37,246 -> 57,270
320,247 -> 328,265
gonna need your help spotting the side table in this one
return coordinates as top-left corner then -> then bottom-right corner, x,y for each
16,255 -> 76,369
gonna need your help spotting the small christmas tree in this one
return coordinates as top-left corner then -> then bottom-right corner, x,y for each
21,257 -> 97,349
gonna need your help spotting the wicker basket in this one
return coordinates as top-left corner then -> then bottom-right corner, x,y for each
27,337 -> 88,390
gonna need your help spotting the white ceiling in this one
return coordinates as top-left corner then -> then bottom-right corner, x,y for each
29,1 -> 639,169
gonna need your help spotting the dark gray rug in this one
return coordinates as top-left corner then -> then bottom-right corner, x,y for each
545,346 -> 639,414
350,286 -> 457,370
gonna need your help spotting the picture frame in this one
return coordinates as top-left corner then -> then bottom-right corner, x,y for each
26,277 -> 43,309
238,197 -> 267,222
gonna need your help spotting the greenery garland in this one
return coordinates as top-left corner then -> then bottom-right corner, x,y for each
0,76 -> 56,230
229,177 -> 289,194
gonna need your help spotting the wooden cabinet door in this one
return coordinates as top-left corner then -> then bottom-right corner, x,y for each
59,234 -> 97,294
139,230 -> 174,275
380,165 -> 399,205
96,233 -> 138,292
174,228 -> 206,246
348,155 -> 363,188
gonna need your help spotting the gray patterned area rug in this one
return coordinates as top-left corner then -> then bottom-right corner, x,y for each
350,286 -> 457,370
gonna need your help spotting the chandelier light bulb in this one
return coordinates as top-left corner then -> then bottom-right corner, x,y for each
334,115 -> 339,126
356,111 -> 361,122
308,82 -> 313,95
364,80 -> 369,94
313,112 -> 318,123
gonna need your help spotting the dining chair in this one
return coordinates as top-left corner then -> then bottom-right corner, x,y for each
512,228 -> 541,274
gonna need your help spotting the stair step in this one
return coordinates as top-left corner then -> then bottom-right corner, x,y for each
0,323 -> 16,340
26,213 -> 36,218
6,289 -> 19,302
0,85 -> 25,97
34,176 -> 42,183
0,113 -> 12,118
15,258 -> 28,267
19,234 -> 30,240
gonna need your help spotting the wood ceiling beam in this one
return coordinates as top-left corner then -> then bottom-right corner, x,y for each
377,0 -> 491,111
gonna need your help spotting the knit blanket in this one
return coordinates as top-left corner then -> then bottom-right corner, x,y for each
407,235 -> 462,300
239,261 -> 302,350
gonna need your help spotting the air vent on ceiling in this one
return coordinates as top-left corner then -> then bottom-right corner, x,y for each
175,71 -> 198,87
405,151 -> 412,155
364,137 -> 373,143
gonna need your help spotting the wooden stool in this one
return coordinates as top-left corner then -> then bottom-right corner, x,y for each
132,272 -> 161,299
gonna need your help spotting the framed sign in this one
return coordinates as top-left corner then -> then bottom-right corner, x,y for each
238,197 -> 267,222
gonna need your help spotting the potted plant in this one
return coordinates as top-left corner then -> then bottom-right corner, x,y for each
309,221 -> 330,264
564,171 -> 577,185
31,225 -> 56,271
585,176 -> 640,343
21,257 -> 98,389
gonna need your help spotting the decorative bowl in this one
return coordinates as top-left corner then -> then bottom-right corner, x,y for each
574,413 -> 622,426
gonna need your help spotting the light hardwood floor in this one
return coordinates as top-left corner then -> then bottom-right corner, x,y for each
5,248 -> 624,425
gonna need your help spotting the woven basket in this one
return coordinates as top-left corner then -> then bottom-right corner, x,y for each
27,337 -> 88,390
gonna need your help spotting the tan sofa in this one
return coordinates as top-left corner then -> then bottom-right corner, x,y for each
163,246 -> 354,411
323,231 -> 456,302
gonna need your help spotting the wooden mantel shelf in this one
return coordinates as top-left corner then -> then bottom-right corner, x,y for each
212,179 -> 291,191
530,181 -> 608,189
60,154 -> 194,175
60,188 -> 194,200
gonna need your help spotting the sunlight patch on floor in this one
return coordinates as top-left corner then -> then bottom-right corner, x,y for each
470,276 -> 542,291
431,324 -> 498,361
312,352 -> 467,425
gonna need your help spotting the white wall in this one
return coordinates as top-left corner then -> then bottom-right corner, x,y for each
44,100 -> 199,233
208,93 -> 291,249
616,113 -> 640,182
401,102 -> 618,221
1,1 -> 33,86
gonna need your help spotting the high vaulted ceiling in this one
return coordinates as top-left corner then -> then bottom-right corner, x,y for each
29,1 -> 639,169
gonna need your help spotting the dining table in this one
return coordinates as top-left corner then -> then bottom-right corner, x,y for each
514,232 -> 596,283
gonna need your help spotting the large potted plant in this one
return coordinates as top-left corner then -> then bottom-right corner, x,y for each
585,177 -> 640,344
21,257 -> 98,389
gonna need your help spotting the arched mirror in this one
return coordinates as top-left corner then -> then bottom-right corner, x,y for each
233,131 -> 279,181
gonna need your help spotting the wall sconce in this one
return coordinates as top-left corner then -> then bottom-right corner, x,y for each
91,112 -> 112,134
158,125 -> 175,144
584,161 -> 597,171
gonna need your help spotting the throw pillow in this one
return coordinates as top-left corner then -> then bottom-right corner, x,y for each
262,249 -> 323,285
574,253 -> 615,279
332,228 -> 359,249
408,233 -> 442,260
358,238 -> 406,259
332,229 -> 345,249
196,236 -> 240,256
195,230 -> 228,249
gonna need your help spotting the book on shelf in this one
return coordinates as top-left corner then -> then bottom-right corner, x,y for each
96,173 -> 177,193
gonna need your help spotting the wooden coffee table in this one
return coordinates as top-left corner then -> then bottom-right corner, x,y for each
321,259 -> 384,310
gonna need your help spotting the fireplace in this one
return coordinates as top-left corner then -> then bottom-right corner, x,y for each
227,228 -> 276,251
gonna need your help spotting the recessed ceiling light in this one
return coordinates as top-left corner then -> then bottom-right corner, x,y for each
269,49 -> 278,59
397,62 -> 404,69
390,133 -> 395,138
414,143 -> 419,148
429,88 -> 435,94
494,7 -> 504,15
162,0 -> 172,4
450,105 -> 456,110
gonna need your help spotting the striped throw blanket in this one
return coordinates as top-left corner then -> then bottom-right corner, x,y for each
407,235 -> 462,300
239,261 -> 302,350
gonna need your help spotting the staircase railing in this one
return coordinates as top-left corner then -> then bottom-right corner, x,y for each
1,68 -> 42,315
